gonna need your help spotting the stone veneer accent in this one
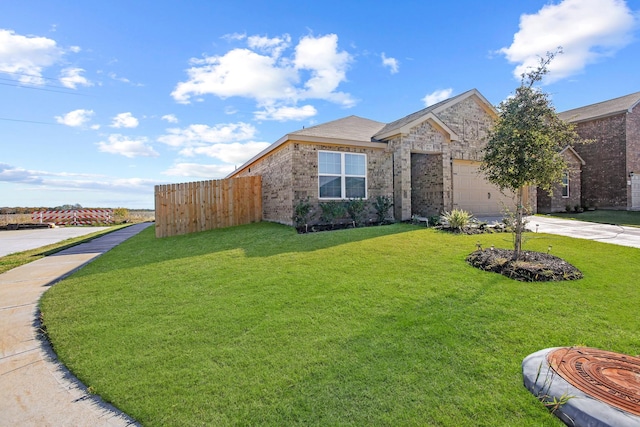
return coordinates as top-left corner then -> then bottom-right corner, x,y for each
390,96 -> 502,220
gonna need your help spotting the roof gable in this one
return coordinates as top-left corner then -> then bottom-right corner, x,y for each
373,89 -> 496,140
560,145 -> 586,166
558,91 -> 640,123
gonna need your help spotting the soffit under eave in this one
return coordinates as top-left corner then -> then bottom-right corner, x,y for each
375,113 -> 461,142
287,135 -> 388,149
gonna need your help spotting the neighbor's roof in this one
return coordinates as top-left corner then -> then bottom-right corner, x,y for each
558,91 -> 640,123
289,115 -> 386,142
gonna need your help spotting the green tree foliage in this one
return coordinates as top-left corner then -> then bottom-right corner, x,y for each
481,50 -> 582,259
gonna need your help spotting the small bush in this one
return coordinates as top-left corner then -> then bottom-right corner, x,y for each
293,198 -> 313,227
372,195 -> 393,223
440,209 -> 473,231
429,215 -> 441,227
319,201 -> 346,226
111,207 -> 130,224
346,198 -> 367,227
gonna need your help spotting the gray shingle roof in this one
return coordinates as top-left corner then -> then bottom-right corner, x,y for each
289,115 -> 386,142
558,91 -> 640,123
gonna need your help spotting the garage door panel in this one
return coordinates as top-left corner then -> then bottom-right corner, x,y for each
453,161 -> 515,216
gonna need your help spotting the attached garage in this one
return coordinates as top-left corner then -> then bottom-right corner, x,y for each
632,175 -> 640,210
452,160 -> 515,216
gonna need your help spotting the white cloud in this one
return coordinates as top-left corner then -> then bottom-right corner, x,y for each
59,67 -> 92,89
157,122 -> 269,165
157,122 -> 257,148
0,162 -> 154,194
381,53 -> 399,74
171,48 -> 296,103
180,142 -> 271,163
0,29 -> 63,84
221,32 -> 246,42
108,72 -> 130,83
97,134 -> 159,158
422,88 -> 453,106
293,34 -> 354,106
254,104 -> 317,121
55,109 -> 95,127
163,163 -> 237,178
161,114 -> 178,123
110,112 -> 139,128
499,0 -> 637,82
247,34 -> 291,57
171,33 -> 355,111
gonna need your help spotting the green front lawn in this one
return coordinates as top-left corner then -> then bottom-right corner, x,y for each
40,222 -> 640,426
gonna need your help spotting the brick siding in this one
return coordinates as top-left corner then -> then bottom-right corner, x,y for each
236,141 -> 392,225
572,113 -> 630,209
537,152 -> 582,213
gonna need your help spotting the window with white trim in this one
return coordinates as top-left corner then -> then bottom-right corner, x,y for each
561,172 -> 569,198
318,151 -> 367,199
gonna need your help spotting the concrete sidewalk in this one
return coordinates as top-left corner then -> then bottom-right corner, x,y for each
525,215 -> 640,249
0,222 -> 152,427
0,226 -> 112,258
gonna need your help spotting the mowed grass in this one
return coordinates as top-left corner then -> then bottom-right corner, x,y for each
40,222 -> 640,426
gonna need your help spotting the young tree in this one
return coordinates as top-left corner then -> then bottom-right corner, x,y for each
481,50 -> 581,259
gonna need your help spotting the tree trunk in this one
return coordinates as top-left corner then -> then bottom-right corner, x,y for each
512,186 -> 524,260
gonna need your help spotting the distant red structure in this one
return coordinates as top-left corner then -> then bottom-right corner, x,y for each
32,209 -> 113,226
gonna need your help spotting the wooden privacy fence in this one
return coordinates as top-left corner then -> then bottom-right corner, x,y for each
154,176 -> 262,238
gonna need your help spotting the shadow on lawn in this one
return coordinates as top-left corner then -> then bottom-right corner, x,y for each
106,221 -> 420,269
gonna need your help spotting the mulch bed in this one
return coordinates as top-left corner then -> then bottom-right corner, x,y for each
295,221 -> 389,234
466,248 -> 583,282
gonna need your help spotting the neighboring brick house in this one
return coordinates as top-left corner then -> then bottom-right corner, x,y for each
536,146 -> 585,213
558,91 -> 640,211
229,89 -> 535,226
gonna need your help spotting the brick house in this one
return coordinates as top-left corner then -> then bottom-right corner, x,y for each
536,146 -> 585,213
557,91 -> 640,211
228,89 -> 535,226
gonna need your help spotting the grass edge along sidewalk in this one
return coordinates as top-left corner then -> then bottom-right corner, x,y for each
1,224 -> 152,427
41,222 -> 640,426
0,224 -> 131,275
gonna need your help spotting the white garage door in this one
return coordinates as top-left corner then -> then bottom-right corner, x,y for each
453,160 -> 515,216
632,175 -> 640,210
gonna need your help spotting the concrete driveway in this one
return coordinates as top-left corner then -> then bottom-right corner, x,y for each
525,215 -> 640,249
0,227 -> 111,257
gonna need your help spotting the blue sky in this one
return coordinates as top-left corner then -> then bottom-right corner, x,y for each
1,0 -> 638,209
